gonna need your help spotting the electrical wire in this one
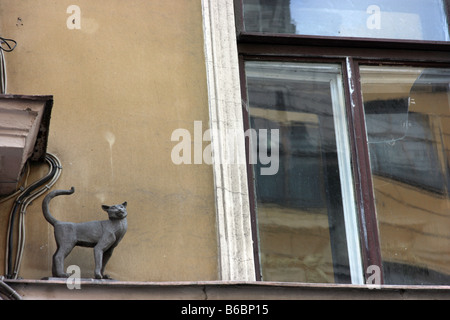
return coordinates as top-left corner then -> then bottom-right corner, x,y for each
0,36 -> 16,94
4,153 -> 62,279
0,37 -> 17,52
5,153 -> 62,278
12,153 -> 62,279
0,45 -> 7,94
14,154 -> 62,278
0,276 -> 22,300
1,50 -> 5,94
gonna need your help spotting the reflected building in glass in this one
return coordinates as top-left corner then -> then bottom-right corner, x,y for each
243,0 -> 450,41
245,62 -> 361,284
243,0 -> 296,34
361,67 -> 450,284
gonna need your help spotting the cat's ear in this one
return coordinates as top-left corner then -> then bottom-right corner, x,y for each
102,205 -> 110,212
122,202 -> 127,208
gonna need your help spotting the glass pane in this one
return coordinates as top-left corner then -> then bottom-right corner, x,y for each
243,0 -> 450,41
245,61 -> 362,284
361,66 -> 450,284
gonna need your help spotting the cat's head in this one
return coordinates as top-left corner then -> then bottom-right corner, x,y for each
101,202 -> 128,220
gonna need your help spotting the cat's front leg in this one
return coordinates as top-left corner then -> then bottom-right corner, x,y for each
94,234 -> 115,279
93,246 -> 105,279
100,247 -> 115,279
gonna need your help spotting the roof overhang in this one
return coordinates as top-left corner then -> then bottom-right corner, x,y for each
0,94 -> 53,196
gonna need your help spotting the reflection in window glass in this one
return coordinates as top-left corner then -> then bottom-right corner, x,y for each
243,0 -> 450,41
245,62 -> 362,284
361,66 -> 450,284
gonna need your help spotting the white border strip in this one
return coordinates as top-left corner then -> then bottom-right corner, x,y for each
331,75 -> 364,285
202,0 -> 256,281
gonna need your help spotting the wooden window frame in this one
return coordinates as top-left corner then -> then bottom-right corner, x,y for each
234,0 -> 450,284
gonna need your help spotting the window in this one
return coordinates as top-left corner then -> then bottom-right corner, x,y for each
361,66 -> 450,284
236,0 -> 450,285
245,62 -> 362,283
242,0 -> 450,41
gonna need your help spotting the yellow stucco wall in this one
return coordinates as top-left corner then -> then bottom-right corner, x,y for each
0,0 -> 218,281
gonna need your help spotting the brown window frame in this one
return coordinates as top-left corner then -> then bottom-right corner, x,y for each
235,0 -> 450,284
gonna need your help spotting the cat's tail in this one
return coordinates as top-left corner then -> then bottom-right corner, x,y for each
42,187 -> 75,226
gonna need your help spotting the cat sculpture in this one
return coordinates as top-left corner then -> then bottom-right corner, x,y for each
42,187 -> 127,279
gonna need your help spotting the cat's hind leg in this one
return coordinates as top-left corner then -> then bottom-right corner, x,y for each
52,243 -> 75,278
52,223 -> 77,278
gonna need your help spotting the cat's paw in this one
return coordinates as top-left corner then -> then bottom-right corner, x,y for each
94,273 -> 103,280
55,273 -> 70,278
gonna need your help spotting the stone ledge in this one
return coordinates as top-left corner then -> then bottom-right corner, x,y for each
5,279 -> 450,300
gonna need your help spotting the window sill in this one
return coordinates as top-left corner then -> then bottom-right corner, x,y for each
5,279 -> 450,300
